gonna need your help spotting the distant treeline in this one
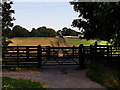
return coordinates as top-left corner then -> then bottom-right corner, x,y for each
3,25 -> 57,38
57,27 -> 81,36
3,25 -> 82,38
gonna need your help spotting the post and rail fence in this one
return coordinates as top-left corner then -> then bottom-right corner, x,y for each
2,43 -> 120,67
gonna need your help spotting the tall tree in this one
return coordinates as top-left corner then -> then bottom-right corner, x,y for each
12,25 -> 29,37
0,2 -> 2,35
70,2 -> 120,45
2,1 -> 15,33
2,1 -> 15,49
58,27 -> 79,36
30,26 -> 57,37
30,28 -> 37,37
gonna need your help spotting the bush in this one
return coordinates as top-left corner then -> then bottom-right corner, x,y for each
2,77 -> 44,89
86,63 -> 120,89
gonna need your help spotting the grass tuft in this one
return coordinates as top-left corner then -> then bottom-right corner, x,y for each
3,67 -> 45,72
86,63 -> 120,89
2,77 -> 45,89
60,70 -> 68,74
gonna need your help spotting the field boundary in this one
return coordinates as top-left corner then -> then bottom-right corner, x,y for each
2,43 -> 120,67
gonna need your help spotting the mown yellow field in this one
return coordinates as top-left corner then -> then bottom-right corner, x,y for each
9,37 -> 58,46
9,37 -> 110,46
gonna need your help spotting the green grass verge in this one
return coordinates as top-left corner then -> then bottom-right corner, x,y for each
65,38 -> 110,46
86,63 -> 120,89
2,77 -> 45,89
3,67 -> 45,72
60,70 -> 68,74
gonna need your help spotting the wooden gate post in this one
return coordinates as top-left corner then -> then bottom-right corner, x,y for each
107,45 -> 109,61
47,46 -> 50,61
26,46 -> 29,61
79,44 -> 85,68
90,45 -> 93,64
17,45 -> 19,67
38,45 -> 42,68
73,46 -> 75,58
94,42 -> 97,61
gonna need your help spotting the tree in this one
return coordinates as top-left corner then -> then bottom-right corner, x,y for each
2,28 -> 12,38
12,25 -> 29,37
70,2 -> 120,45
2,1 -> 15,36
59,27 -> 79,36
30,28 -> 37,37
0,2 -> 2,37
47,28 -> 57,37
30,26 -> 57,37
2,1 -> 15,49
57,30 -> 62,36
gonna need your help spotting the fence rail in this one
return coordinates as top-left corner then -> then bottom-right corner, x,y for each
2,44 -> 120,67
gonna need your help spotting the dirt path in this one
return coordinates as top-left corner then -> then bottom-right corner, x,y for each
3,65 -> 106,88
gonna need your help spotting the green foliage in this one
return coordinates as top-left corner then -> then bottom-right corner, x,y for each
30,26 -> 57,37
60,70 -> 68,74
70,2 -> 120,45
113,32 -> 120,46
2,1 -> 15,31
10,25 -> 57,37
86,63 -> 120,89
2,77 -> 44,89
12,25 -> 29,37
2,1 -> 15,50
2,28 -> 12,39
3,67 -> 45,72
65,38 -> 110,46
57,27 -> 79,36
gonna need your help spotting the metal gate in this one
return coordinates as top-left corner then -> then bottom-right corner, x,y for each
42,46 -> 80,65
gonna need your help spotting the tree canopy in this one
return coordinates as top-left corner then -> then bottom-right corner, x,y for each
70,2 -> 120,45
11,25 -> 57,37
12,25 -> 29,37
57,27 -> 80,36
2,1 -> 15,48
30,26 -> 57,37
2,1 -> 15,37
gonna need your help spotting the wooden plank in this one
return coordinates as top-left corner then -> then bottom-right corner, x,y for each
7,46 -> 38,48
50,47 -> 79,49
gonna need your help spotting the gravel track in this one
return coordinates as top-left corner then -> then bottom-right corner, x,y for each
3,65 -> 106,88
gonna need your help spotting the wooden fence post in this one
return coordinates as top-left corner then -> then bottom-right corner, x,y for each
38,45 -> 42,68
26,46 -> 29,61
90,45 -> 93,64
47,46 -> 50,61
95,42 -> 97,53
17,45 -> 19,67
73,46 -> 75,58
107,45 -> 109,61
79,44 -> 85,68
94,42 -> 97,61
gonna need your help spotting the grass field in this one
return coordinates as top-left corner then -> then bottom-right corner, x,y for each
9,37 -> 58,46
9,37 -> 110,46
65,38 -> 110,46
2,77 -> 44,89
86,63 -> 120,89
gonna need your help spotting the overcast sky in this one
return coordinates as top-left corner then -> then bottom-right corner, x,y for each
12,1 -> 80,32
